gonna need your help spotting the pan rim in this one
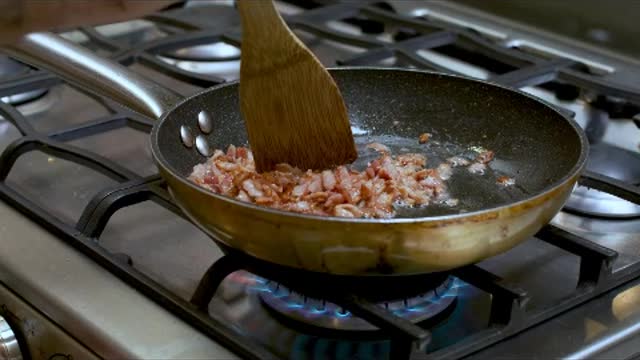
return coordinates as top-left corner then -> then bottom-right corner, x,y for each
150,66 -> 589,224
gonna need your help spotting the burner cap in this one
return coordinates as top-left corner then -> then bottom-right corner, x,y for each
153,5 -> 241,62
564,143 -> 640,219
0,56 -> 49,105
258,276 -> 459,332
565,185 -> 640,219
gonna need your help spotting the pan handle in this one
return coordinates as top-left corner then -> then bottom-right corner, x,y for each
3,32 -> 181,120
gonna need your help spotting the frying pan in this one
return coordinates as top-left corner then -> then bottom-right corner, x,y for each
6,33 -> 588,275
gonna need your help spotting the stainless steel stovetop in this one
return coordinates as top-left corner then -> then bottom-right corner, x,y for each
1,1 -> 640,359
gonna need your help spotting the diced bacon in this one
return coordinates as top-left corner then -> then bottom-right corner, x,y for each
373,208 -> 394,218
254,196 -> 274,205
371,178 -> 386,195
292,182 -> 308,197
189,144 -> 499,218
447,156 -> 470,167
209,162 -> 222,177
242,179 -> 264,198
236,147 -> 248,159
219,174 -> 234,193
335,166 -> 352,186
291,201 -> 311,212
365,166 -> 376,179
321,170 -> 336,191
236,190 -> 250,202
325,193 -> 345,207
202,174 -> 216,185
231,171 -> 251,188
444,198 -> 459,207
369,159 -> 381,173
475,150 -> 495,164
275,163 -> 301,174
373,192 -> 393,209
377,167 -> 392,180
414,169 -> 429,181
308,174 -> 323,193
468,162 -> 487,175
271,172 -> 295,189
305,192 -> 329,202
377,157 -> 398,180
210,149 -> 225,161
366,142 -> 390,154
360,180 -> 374,200
497,176 -> 516,186
191,163 -> 207,179
216,161 -> 238,171
334,204 -> 364,218
406,190 -> 429,205
437,163 -> 453,180
396,153 -> 426,167
421,175 -> 443,188
227,144 -> 237,159
347,186 -> 361,204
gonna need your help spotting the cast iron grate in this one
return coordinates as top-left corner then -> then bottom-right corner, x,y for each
1,1 -> 640,359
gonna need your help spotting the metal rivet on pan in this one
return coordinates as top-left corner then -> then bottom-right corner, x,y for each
198,110 -> 213,134
180,125 -> 194,148
195,135 -> 211,157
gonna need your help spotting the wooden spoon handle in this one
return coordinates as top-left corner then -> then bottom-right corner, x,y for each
236,0 -> 311,78
237,0 -> 287,38
236,0 -> 357,171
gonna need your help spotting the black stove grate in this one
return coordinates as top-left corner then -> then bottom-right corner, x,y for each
1,1 -> 640,359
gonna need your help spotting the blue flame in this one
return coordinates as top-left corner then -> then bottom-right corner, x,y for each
450,277 -> 468,289
406,305 -> 428,313
310,307 -> 327,314
249,285 -> 272,293
393,305 -> 429,316
252,275 -> 466,322
246,277 -> 292,298
438,278 -> 467,298
286,301 -> 305,309
438,293 -> 458,299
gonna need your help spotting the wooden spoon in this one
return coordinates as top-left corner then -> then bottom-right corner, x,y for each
237,0 -> 357,173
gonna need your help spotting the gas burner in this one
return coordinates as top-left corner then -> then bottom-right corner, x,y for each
158,53 -> 241,82
163,42 -> 241,62
257,277 -> 459,332
153,2 -> 241,62
0,56 -> 48,105
1,89 -> 48,105
565,143 -> 640,219
140,2 -> 243,80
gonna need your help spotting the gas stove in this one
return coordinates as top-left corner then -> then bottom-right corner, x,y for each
1,1 -> 640,359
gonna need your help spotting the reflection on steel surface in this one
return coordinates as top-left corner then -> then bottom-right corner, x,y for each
612,284 -> 640,321
0,315 -> 22,360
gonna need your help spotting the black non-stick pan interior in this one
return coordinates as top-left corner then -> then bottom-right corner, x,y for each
155,68 -> 584,217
